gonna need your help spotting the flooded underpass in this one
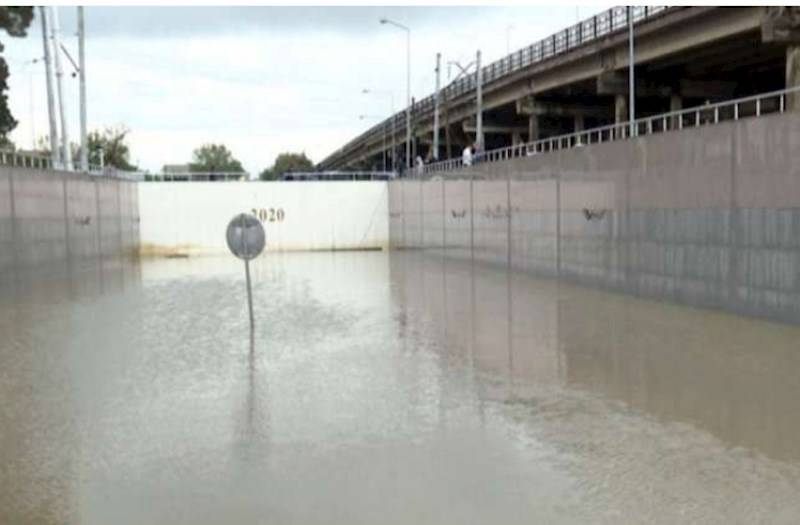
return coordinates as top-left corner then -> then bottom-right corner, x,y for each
2,251 -> 800,524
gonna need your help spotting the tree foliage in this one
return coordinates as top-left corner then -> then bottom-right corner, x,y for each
259,152 -> 314,181
189,143 -> 244,173
85,126 -> 137,170
36,126 -> 137,170
0,7 -> 34,142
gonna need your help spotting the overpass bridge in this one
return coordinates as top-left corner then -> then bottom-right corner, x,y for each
319,6 -> 800,171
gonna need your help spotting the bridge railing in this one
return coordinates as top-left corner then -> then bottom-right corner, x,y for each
146,172 -> 249,182
0,150 -> 53,170
280,171 -> 396,181
0,151 -> 145,180
423,86 -> 800,176
330,5 -> 673,166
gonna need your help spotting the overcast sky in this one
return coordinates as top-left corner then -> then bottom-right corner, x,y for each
4,5 -> 611,175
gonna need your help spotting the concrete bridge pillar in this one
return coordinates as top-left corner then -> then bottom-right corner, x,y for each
670,94 -> 683,128
788,45 -> 800,110
614,94 -> 628,138
762,7 -> 800,110
574,114 -> 585,132
528,116 -> 539,142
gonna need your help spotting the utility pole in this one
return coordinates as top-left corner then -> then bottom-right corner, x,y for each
433,52 -> 440,161
78,6 -> 88,172
382,121 -> 387,172
405,29 -> 411,169
390,98 -> 396,172
444,89 -> 451,160
39,7 -> 59,169
476,50 -> 483,150
628,6 -> 635,138
50,6 -> 71,170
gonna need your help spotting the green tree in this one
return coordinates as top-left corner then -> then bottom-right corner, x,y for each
259,152 -> 314,181
82,126 -> 137,170
189,143 -> 244,173
0,7 -> 34,143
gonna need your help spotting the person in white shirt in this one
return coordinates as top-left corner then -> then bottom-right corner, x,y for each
462,145 -> 472,166
415,155 -> 424,177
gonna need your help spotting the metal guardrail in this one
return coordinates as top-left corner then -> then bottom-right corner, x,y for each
281,171 -> 396,181
421,86 -> 800,175
0,150 -> 53,170
146,171 -> 396,182
146,172 -> 249,182
330,5 -> 673,165
0,151 -> 146,180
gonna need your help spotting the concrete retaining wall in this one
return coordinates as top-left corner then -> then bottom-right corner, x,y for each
138,181 -> 388,255
0,167 -> 139,276
390,111 -> 800,324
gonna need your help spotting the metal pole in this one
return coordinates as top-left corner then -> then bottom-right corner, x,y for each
382,121 -> 386,172
391,93 -> 396,172
27,65 -> 35,150
39,7 -> 59,169
50,7 -> 71,170
628,6 -> 635,137
78,6 -> 88,172
476,50 -> 483,149
241,214 -> 255,329
245,259 -> 254,328
405,29 -> 411,170
433,52 -> 440,160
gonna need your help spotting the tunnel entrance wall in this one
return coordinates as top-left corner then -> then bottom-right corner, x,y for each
390,111 -> 800,324
138,181 -> 389,255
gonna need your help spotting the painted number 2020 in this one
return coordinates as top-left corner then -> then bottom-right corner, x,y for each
252,208 -> 286,223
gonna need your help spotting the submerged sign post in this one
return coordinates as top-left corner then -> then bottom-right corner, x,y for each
226,213 -> 266,328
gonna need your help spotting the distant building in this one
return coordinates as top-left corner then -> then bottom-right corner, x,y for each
162,164 -> 190,174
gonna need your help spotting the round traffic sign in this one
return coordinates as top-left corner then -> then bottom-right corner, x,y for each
226,213 -> 266,260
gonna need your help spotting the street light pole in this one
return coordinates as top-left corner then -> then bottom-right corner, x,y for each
359,114 -> 386,172
39,7 -> 59,169
78,6 -> 88,172
380,18 -> 411,171
50,6 -> 71,170
433,52 -> 440,161
628,6 -> 635,138
362,88 -> 396,172
476,49 -> 483,150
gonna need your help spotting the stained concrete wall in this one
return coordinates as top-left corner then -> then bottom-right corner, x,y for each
138,181 -> 388,255
0,167 -> 139,277
390,111 -> 800,324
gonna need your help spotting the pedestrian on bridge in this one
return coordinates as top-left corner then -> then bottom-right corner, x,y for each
462,144 -> 473,166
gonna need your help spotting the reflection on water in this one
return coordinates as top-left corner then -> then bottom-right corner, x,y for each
1,251 -> 800,524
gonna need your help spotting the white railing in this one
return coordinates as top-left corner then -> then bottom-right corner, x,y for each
0,150 -> 53,170
0,151 -> 146,180
280,171 -> 396,181
147,171 -> 249,182
423,86 -> 800,176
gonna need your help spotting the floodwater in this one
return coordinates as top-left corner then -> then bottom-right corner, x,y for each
2,251 -> 800,524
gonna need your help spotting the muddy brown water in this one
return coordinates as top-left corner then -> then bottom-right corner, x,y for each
1,251 -> 799,524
